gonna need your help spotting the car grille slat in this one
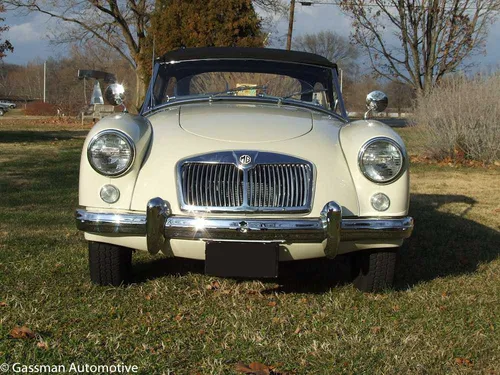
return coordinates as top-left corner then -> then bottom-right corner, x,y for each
271,165 -> 277,207
246,163 -> 312,210
279,165 -> 286,207
292,165 -> 297,206
222,164 -> 228,207
180,158 -> 312,212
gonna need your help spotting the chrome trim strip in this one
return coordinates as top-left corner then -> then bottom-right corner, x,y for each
341,216 -> 414,241
75,209 -> 146,234
76,199 -> 414,257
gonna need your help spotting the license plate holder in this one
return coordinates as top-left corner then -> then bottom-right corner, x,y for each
205,242 -> 279,278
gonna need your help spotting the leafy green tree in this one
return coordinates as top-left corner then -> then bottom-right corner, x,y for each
141,0 -> 266,79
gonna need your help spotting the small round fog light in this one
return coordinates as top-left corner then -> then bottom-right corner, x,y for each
371,193 -> 390,212
100,184 -> 120,203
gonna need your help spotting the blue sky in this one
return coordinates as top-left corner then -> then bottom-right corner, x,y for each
2,4 -> 499,72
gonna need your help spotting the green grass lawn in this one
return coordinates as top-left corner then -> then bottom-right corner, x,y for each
0,119 -> 499,374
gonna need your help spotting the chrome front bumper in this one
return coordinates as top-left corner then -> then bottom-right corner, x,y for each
75,198 -> 414,258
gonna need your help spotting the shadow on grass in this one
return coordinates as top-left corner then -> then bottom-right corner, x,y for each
395,194 -> 499,289
132,255 -> 351,293
132,193 -> 500,293
0,130 -> 88,143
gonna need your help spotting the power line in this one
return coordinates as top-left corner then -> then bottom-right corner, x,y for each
298,1 -> 486,10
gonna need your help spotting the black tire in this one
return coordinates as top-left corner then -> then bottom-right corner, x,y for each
351,249 -> 398,293
88,241 -> 133,286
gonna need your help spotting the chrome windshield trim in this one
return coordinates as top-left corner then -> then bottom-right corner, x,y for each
142,96 -> 347,122
76,199 -> 414,257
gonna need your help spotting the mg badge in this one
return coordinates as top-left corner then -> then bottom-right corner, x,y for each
239,155 -> 252,165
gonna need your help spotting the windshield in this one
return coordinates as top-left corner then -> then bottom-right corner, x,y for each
144,59 -> 345,115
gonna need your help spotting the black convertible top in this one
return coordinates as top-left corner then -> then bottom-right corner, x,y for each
159,47 -> 337,69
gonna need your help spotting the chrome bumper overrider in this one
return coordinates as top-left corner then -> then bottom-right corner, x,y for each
75,198 -> 414,258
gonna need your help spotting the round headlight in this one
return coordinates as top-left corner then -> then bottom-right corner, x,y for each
87,130 -> 135,176
359,138 -> 405,183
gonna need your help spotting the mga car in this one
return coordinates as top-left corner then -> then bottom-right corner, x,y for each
76,47 -> 413,292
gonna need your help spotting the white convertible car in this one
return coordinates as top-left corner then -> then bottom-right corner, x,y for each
76,47 -> 413,292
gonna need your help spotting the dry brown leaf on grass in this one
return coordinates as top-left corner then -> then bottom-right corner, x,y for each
371,326 -> 382,334
235,362 -> 291,375
268,301 -> 277,307
455,357 -> 473,366
10,326 -> 36,339
37,341 -> 49,350
235,362 -> 270,375
205,280 -> 221,291
174,314 -> 183,322
0,301 -> 6,307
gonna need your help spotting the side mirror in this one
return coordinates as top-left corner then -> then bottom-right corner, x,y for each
105,83 -> 126,111
365,90 -> 388,119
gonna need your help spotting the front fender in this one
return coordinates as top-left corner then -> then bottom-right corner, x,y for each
339,120 -> 409,217
79,113 -> 152,210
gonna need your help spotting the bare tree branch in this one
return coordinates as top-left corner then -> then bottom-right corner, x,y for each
339,0 -> 500,94
293,30 -> 360,77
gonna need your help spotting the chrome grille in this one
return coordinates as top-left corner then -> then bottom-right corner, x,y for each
181,163 -> 243,207
178,152 -> 314,213
248,164 -> 311,208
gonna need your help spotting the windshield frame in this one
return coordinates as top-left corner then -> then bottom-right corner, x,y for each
141,58 -> 347,119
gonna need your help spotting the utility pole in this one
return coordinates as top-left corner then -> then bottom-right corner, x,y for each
43,61 -> 46,103
339,68 -> 343,93
286,0 -> 296,50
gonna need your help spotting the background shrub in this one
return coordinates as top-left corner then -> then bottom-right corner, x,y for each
412,74 -> 500,163
25,101 -> 58,116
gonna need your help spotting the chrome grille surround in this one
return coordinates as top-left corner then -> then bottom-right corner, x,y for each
177,151 -> 314,213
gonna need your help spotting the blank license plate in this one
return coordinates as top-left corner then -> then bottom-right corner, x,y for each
205,242 -> 279,278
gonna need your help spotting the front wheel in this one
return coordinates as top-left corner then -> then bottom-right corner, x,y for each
88,241 -> 133,286
0,109 -> 4,116
351,249 -> 398,293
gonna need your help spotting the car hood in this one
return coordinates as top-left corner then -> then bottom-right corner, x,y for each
128,102 -> 359,217
179,103 -> 313,143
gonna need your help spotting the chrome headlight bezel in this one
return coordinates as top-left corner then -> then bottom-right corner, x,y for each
358,137 -> 406,184
87,130 -> 136,177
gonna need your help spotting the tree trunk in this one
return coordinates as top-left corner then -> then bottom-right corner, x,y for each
134,62 -> 147,111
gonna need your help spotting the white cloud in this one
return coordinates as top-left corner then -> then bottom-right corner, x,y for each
265,4 -> 354,48
5,22 -> 40,43
2,12 -> 59,64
